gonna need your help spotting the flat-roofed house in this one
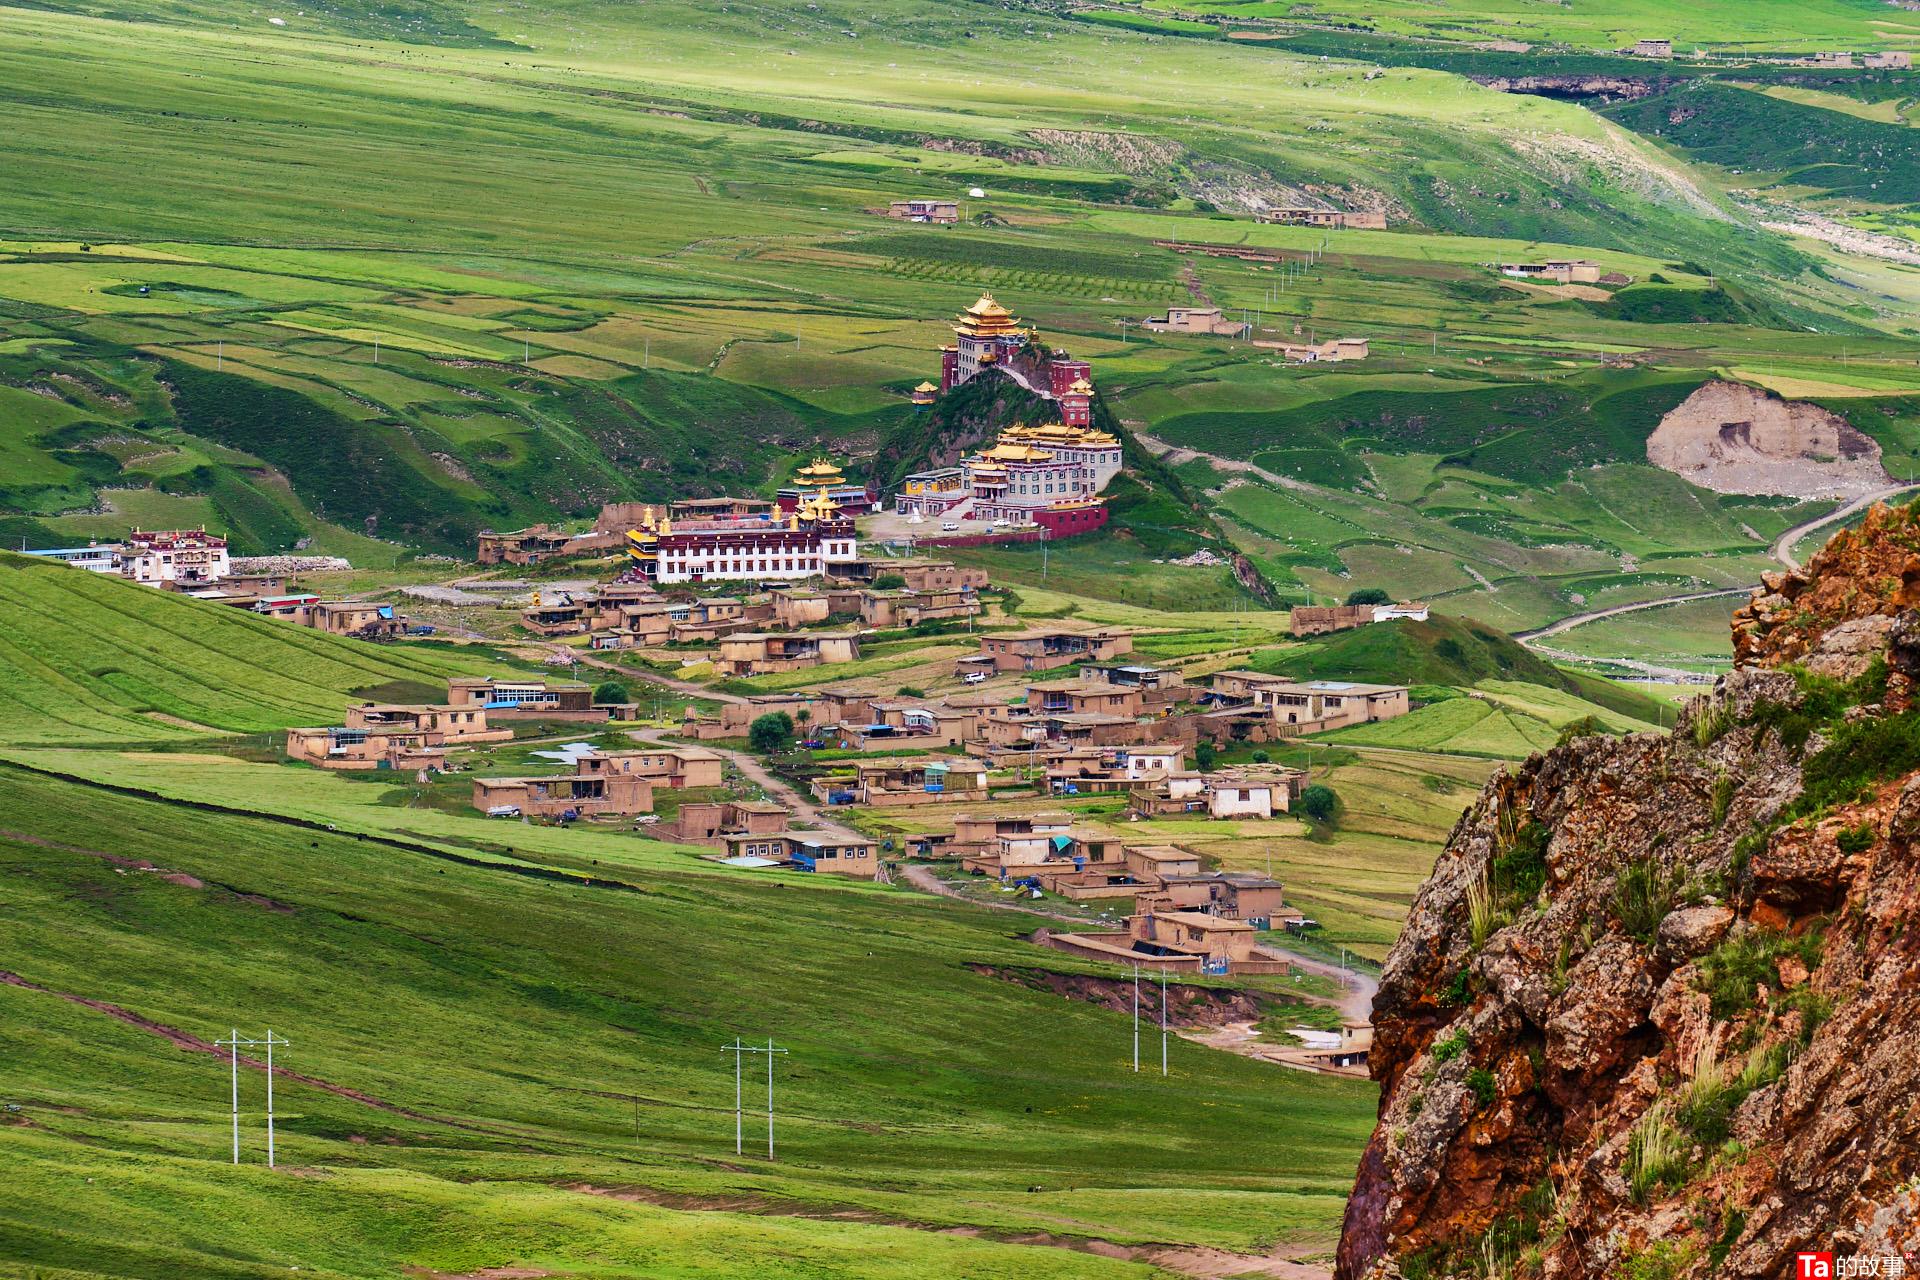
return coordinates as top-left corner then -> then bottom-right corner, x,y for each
575,746 -> 724,789
719,830 -> 882,877
896,560 -> 990,593
521,593 -> 595,637
473,770 -> 653,819
1499,259 -> 1604,286
665,800 -> 790,846
1148,871 -> 1298,928
1046,744 -> 1184,794
445,676 -> 604,722
976,628 -> 1131,673
814,758 -> 988,807
860,587 -> 980,629
1253,680 -> 1410,734
887,198 -> 959,225
1255,207 -> 1387,230
1024,680 -> 1144,719
309,601 -> 406,638
1140,306 -> 1249,338
714,631 -> 860,677
285,725 -> 447,772
911,811 -> 1072,859
344,702 -> 513,745
1037,906 -> 1291,974
1124,844 -> 1202,881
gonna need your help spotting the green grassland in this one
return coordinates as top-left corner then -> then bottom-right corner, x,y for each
0,541 -> 1383,1278
1126,0 -> 1920,53
0,758 -> 1374,1277
0,552 -> 505,744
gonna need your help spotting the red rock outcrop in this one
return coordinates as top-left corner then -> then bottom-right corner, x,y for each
1338,498 -> 1920,1279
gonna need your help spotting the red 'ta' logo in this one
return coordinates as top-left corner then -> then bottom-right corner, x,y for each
1797,1253 -> 1835,1280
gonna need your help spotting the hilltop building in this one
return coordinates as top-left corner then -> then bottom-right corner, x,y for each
775,460 -> 877,516
940,292 -> 1031,391
21,543 -> 122,573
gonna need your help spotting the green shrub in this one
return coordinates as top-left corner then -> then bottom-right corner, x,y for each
1466,1067 -> 1496,1107
1556,714 -> 1604,746
1625,1104 -> 1689,1205
1836,822 -> 1877,854
1710,773 -> 1735,828
1432,1028 -> 1468,1063
872,573 -> 906,590
1696,924 -> 1823,1020
1345,587 -> 1390,606
1621,1239 -> 1699,1280
1611,859 -> 1680,944
1491,818 -> 1549,907
748,712 -> 794,755
1691,697 -> 1734,748
1295,783 -> 1338,824
592,680 -> 629,705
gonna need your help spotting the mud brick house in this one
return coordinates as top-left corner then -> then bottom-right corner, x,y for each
521,593 -> 595,637
908,811 -> 1072,859
342,701 -> 513,746
285,725 -> 447,772
574,746 -> 724,789
718,830 -> 882,877
1045,744 -> 1184,794
976,628 -> 1132,673
1039,909 -> 1292,975
476,525 -> 575,566
662,800 -> 790,847
445,676 -> 603,722
895,560 -> 990,593
814,758 -> 988,807
1025,680 -> 1145,719
472,770 -> 653,819
1146,872 -> 1298,929
713,631 -> 860,677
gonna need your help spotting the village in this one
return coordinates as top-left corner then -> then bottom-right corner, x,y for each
17,290 -> 1421,1075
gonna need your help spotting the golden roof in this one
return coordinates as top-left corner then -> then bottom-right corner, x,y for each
1003,423 -> 1116,447
981,443 -> 1056,462
913,381 -> 938,393
953,291 -> 1024,338
794,459 -> 846,483
1065,377 -> 1094,395
963,292 -> 1013,322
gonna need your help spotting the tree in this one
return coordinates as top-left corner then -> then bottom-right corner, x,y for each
1251,750 -> 1270,764
1194,740 -> 1218,771
748,712 -> 795,755
1345,587 -> 1390,606
592,680 -> 629,705
1295,784 -> 1339,825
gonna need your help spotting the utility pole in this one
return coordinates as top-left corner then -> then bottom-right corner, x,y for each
1132,965 -> 1141,1072
1160,966 -> 1169,1076
722,1038 -> 788,1159
217,340 -> 223,371
213,1028 -> 289,1167
373,338 -> 379,364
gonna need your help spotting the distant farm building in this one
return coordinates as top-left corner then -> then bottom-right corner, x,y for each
1257,336 -> 1369,364
1498,259 -> 1606,285
713,631 -> 861,677
1255,207 -> 1388,230
446,676 -> 604,722
473,769 -> 654,820
1865,51 -> 1912,68
1290,600 -> 1427,637
1141,306 -> 1249,338
887,198 -> 959,224
1628,38 -> 1673,58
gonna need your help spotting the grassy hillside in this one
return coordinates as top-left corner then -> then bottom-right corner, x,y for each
0,552 -> 495,744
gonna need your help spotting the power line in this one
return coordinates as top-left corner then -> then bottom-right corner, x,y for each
212,1028 -> 289,1167
722,1038 -> 788,1159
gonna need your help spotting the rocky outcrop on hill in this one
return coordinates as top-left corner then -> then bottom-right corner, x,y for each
1338,499 -> 1920,1279
1647,380 -> 1889,499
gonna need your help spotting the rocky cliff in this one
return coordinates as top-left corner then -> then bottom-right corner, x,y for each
1647,380 -> 1889,500
1338,499 -> 1920,1280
